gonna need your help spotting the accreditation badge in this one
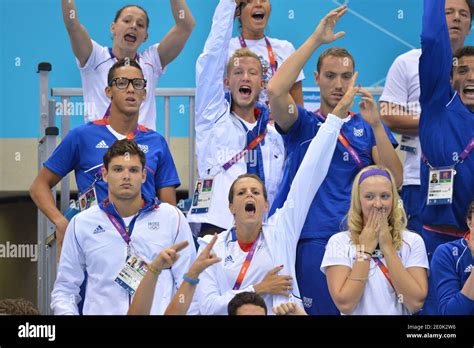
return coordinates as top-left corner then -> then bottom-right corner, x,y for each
78,186 -> 98,211
114,253 -> 148,296
189,179 -> 214,214
427,167 -> 455,205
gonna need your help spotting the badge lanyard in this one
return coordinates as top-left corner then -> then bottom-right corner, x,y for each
372,257 -> 396,292
105,211 -> 137,257
239,36 -> 277,75
231,228 -> 263,290
221,129 -> 267,172
314,110 -> 365,169
422,138 -> 474,170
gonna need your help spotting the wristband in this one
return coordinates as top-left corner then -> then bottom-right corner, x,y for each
147,263 -> 161,275
183,274 -> 200,285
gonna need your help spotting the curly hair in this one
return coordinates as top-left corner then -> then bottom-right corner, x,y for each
0,298 -> 40,315
347,165 -> 407,251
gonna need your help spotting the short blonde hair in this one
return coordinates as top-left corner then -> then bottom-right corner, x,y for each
227,48 -> 263,77
347,165 -> 407,250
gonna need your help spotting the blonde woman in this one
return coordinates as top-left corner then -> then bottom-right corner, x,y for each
321,165 -> 429,315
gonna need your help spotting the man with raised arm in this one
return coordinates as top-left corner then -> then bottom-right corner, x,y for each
267,5 -> 401,315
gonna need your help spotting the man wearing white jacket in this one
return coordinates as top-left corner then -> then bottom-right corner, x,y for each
196,40 -> 359,314
51,139 -> 197,315
187,0 -> 285,237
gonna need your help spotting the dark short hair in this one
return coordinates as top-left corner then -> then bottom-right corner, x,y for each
103,139 -> 146,170
317,47 -> 356,73
454,45 -> 474,61
107,58 -> 143,87
464,0 -> 474,23
228,174 -> 268,204
468,201 -> 474,221
0,298 -> 41,315
228,292 -> 267,315
114,4 -> 150,29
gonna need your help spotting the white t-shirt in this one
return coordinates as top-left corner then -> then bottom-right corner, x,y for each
228,36 -> 305,105
380,49 -> 422,186
321,230 -> 429,315
223,234 -> 273,312
78,40 -> 164,130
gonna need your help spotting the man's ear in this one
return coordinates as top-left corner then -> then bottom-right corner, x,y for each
314,71 -> 320,85
105,86 -> 112,99
224,77 -> 230,90
102,166 -> 108,183
141,168 -> 146,184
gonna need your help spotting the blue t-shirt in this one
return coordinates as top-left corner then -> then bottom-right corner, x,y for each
419,0 -> 474,230
269,105 -> 397,241
44,120 -> 180,203
431,238 -> 474,315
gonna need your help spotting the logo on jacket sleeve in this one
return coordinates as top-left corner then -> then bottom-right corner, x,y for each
138,144 -> 149,153
464,264 -> 473,273
353,128 -> 364,137
93,225 -> 106,234
148,222 -> 160,230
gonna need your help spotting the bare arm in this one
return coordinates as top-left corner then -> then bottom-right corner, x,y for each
289,81 -> 304,107
383,247 -> 428,313
157,0 -> 195,68
61,0 -> 93,67
268,5 -> 347,133
29,167 -> 69,250
157,186 -> 177,206
380,102 -> 419,136
358,89 -> 403,188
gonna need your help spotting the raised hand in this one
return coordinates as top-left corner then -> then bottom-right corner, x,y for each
254,265 -> 293,297
358,208 -> 379,254
149,240 -> 189,273
272,302 -> 307,316
314,5 -> 348,45
187,234 -> 222,278
358,88 -> 382,127
378,209 -> 394,252
332,72 -> 360,119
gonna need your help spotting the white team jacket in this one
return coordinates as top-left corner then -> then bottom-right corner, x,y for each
197,114 -> 348,314
51,202 -> 197,315
187,0 -> 285,230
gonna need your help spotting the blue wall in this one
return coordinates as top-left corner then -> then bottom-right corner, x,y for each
1,0 -> 471,138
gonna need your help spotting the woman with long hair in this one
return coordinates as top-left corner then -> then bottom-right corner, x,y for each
321,165 -> 429,315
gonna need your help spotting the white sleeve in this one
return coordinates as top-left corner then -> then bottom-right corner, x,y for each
320,233 -> 352,274
50,216 -> 86,315
379,56 -> 409,106
141,43 -> 165,77
169,209 -> 199,314
77,40 -> 103,72
404,233 -> 430,270
196,244 -> 256,315
195,0 -> 236,130
273,114 -> 346,247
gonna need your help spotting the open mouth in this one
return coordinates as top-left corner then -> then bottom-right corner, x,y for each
126,97 -> 136,103
124,33 -> 137,43
245,201 -> 256,216
463,86 -> 474,96
239,86 -> 252,96
252,11 -> 265,21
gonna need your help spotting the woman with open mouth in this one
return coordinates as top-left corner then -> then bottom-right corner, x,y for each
229,0 -> 305,107
61,0 -> 195,130
195,72 -> 360,315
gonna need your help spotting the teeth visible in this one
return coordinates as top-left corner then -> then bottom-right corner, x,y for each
239,86 -> 251,95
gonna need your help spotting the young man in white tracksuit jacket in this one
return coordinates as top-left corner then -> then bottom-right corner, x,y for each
51,139 -> 197,315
